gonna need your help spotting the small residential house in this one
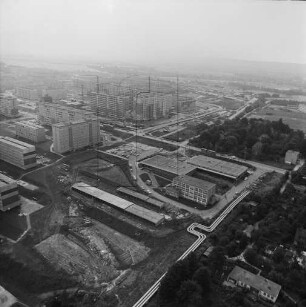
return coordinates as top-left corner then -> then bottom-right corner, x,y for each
285,150 -> 300,165
227,266 -> 281,303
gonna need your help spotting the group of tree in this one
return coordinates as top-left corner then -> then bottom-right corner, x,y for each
190,117 -> 306,160
241,186 -> 306,299
159,253 -> 213,307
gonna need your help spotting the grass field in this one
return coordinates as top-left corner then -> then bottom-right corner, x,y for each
249,107 -> 306,133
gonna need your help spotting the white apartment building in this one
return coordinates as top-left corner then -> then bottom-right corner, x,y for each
15,121 -> 46,143
135,93 -> 173,120
0,174 -> 21,212
0,94 -> 19,118
89,92 -> 131,119
16,88 -> 40,100
0,136 -> 37,169
38,102 -> 94,125
52,119 -> 100,154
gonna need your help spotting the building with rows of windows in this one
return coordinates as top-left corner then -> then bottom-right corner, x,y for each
15,121 -> 46,143
0,94 -> 19,118
52,119 -> 100,154
0,136 -> 37,169
169,175 -> 216,206
38,102 -> 94,125
0,174 -> 21,212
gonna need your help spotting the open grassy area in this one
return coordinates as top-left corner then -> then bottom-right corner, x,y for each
164,127 -> 197,142
249,107 -> 306,133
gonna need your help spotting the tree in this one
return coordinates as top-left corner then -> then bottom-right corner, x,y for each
208,246 -> 226,273
176,280 -> 202,306
244,248 -> 258,266
300,139 -> 306,157
159,259 -> 191,300
272,248 -> 285,264
192,267 -> 211,294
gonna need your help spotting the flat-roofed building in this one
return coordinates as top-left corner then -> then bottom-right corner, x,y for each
139,155 -> 196,179
15,121 -> 46,143
187,155 -> 248,180
227,266 -> 281,303
0,137 -> 37,169
0,94 -> 19,118
38,102 -> 94,126
0,174 -> 21,212
171,175 -> 216,206
285,150 -> 300,165
52,119 -> 100,154
72,182 -> 164,226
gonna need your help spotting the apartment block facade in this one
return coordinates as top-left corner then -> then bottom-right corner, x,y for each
52,119 -> 100,154
16,87 -> 40,100
15,122 -> 46,143
0,136 -> 37,169
0,174 -> 21,212
89,92 -> 131,119
38,102 -> 94,125
0,94 -> 19,118
134,93 -> 173,121
171,175 -> 216,206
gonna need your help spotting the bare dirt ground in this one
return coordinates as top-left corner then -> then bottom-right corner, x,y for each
80,221 -> 151,267
35,234 -> 120,286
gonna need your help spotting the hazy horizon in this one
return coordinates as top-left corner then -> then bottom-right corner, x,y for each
1,0 -> 306,66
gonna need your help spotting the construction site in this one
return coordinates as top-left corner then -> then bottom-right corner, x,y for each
0,148 -> 196,307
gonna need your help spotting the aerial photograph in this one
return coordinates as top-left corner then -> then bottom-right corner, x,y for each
0,0 -> 306,306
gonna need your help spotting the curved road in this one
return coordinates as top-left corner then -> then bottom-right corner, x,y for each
132,191 -> 250,307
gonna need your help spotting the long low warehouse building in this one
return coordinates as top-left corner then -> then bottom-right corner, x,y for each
72,182 -> 165,226
139,155 -> 195,178
187,155 -> 248,180
117,187 -> 164,209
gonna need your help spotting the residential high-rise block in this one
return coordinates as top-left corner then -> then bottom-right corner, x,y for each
38,102 -> 94,125
134,93 -> 173,120
89,92 -> 131,119
0,94 -> 19,118
52,119 -> 100,154
15,122 -> 46,143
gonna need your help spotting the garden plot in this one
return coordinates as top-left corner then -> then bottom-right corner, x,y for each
35,234 -> 120,285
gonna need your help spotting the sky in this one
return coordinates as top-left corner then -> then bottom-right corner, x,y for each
0,0 -> 306,65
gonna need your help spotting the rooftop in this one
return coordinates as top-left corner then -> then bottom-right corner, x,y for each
73,182 -> 133,210
0,136 -> 36,151
41,102 -> 94,115
228,266 -> 281,298
16,121 -> 44,129
187,155 -> 248,179
174,175 -> 216,191
0,173 -> 16,188
140,155 -> 195,176
72,182 -> 164,225
52,118 -> 99,128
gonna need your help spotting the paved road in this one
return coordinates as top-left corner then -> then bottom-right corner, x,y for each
132,191 -> 250,307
